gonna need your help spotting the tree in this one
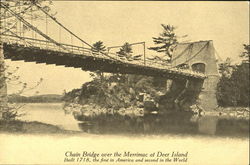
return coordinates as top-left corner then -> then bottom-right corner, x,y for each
218,58 -> 236,78
90,41 -> 107,81
116,42 -> 133,60
216,44 -> 250,107
0,0 -> 52,120
63,73 -> 167,111
0,0 -> 54,35
148,24 -> 187,61
91,41 -> 106,54
240,44 -> 250,62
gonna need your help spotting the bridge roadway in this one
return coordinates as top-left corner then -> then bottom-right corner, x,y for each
1,35 -> 205,80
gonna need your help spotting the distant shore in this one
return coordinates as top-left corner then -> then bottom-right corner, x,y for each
7,94 -> 62,103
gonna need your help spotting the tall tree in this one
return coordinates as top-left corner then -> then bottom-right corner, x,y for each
91,41 -> 106,54
148,24 -> 185,61
216,44 -> 250,107
91,41 -> 107,81
116,42 -> 133,60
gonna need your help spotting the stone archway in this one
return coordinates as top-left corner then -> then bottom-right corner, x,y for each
191,63 -> 206,73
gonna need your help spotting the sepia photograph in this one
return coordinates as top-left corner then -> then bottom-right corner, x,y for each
0,0 -> 249,165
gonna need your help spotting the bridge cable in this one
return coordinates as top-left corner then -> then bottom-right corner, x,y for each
171,44 -> 192,63
59,26 -> 61,51
2,5 -> 34,36
1,3 -> 51,46
31,6 -> 34,38
214,48 -> 223,62
187,43 -> 194,66
18,4 -> 22,37
15,5 -> 18,35
181,42 -> 209,65
71,34 -> 73,52
34,3 -> 118,61
1,3 -> 68,51
1,5 -> 31,20
46,13 -> 48,48
59,26 -> 61,43
0,20 -> 18,35
34,3 -> 92,48
4,30 -> 33,46
1,7 -> 7,35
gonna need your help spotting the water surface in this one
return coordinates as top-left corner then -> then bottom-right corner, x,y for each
18,103 -> 249,138
19,103 -> 81,131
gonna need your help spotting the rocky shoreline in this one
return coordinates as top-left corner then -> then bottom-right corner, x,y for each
208,107 -> 249,118
63,102 -> 249,121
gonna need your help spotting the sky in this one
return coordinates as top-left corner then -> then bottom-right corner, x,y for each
5,1 -> 249,96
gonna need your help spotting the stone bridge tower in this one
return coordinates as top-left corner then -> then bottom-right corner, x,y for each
171,40 -> 220,111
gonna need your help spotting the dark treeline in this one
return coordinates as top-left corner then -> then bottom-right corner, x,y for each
8,94 -> 62,103
216,44 -> 249,107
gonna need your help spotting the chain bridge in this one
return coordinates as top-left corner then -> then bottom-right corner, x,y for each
0,1 -> 220,113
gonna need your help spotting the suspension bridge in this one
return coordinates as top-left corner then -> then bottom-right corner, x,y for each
1,1 -> 221,111
0,1 -> 206,80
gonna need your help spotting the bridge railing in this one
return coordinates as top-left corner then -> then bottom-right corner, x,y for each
1,34 -> 94,55
1,34 -> 206,79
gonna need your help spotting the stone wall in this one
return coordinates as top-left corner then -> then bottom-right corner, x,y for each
198,75 -> 220,110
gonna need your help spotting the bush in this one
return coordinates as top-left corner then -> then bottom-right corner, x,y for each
216,62 -> 249,107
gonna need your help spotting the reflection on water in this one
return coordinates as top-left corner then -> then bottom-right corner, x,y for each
19,103 -> 81,131
77,112 -> 249,138
19,103 -> 249,138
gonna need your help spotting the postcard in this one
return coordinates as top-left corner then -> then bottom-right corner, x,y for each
0,1 -> 249,165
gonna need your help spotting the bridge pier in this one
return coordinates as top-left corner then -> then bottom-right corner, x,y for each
0,43 -> 8,119
159,40 -> 220,112
198,75 -> 220,110
159,76 -> 219,113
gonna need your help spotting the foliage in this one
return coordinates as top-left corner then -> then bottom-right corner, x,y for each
62,88 -> 81,103
91,41 -> 106,53
1,0 -> 54,34
116,42 -> 133,60
0,0 -> 51,120
218,58 -> 236,78
148,24 -> 182,61
240,44 -> 250,62
216,45 -> 250,107
0,66 -> 44,120
90,41 -> 107,81
0,104 -> 25,120
63,74 -> 167,110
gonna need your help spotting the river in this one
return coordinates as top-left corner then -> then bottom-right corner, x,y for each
16,103 -> 249,138
1,103 -> 248,165
18,103 -> 82,131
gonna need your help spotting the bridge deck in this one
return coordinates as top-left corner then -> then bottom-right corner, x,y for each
1,35 -> 206,80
